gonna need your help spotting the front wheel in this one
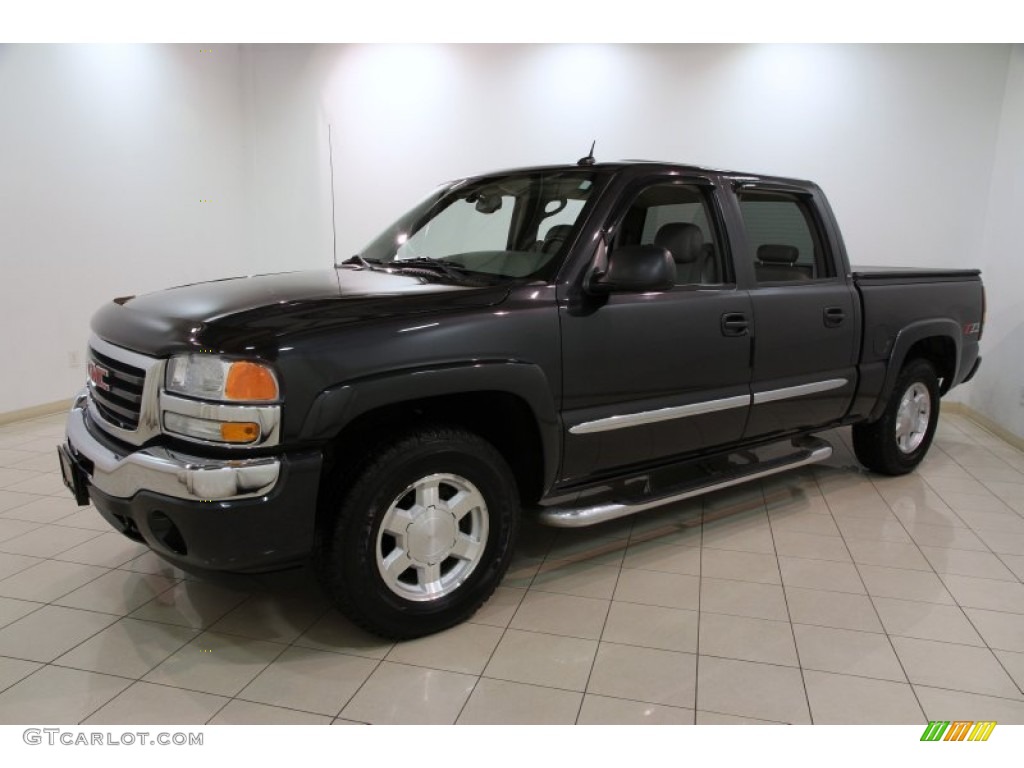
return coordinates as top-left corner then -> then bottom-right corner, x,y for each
853,358 -> 940,476
314,426 -> 520,639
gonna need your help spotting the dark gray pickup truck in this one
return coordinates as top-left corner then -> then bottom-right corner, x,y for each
58,160 -> 984,637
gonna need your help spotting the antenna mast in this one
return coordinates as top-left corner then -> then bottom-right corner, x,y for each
578,140 -> 597,166
328,123 -> 338,266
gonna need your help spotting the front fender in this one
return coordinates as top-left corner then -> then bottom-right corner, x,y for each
299,361 -> 562,491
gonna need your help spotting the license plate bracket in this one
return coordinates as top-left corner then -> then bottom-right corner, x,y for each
57,445 -> 90,506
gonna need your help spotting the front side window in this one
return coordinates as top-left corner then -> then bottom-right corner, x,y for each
359,172 -> 602,281
613,183 -> 725,285
737,191 -> 833,283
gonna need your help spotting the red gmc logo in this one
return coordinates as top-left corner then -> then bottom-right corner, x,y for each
87,361 -> 111,391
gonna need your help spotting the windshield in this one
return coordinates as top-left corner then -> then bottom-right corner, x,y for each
357,171 -> 602,281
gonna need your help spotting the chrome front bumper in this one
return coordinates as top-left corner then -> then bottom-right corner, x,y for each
66,391 -> 280,502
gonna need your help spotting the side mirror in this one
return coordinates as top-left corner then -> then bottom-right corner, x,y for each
588,244 -> 676,294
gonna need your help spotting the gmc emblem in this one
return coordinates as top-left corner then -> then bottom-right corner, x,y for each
87,361 -> 111,391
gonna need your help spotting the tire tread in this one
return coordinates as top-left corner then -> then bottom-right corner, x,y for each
315,424 -> 519,639
853,358 -> 940,476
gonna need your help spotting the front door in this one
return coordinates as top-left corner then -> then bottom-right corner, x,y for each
559,178 -> 753,483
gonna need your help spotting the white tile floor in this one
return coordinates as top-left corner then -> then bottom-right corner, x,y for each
1,410 -> 1023,724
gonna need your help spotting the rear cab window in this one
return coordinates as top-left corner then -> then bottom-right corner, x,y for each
737,190 -> 835,284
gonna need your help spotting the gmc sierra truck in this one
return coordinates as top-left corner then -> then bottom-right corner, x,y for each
58,160 -> 984,638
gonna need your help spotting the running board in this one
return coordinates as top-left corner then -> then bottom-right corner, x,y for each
537,436 -> 833,528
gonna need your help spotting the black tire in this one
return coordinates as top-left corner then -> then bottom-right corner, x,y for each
314,425 -> 520,639
853,358 -> 940,476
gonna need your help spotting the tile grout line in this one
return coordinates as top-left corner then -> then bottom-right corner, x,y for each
926,438 -> 1024,698
23,562 -> 225,723
935,437 -> 1024,590
692,499 -> 704,724
204,598 -> 330,725
851,428 -> 1021,709
811,460 -> 929,721
761,474 -> 813,725
571,518 -> 628,725
450,524 -> 550,725
2,601 -> 197,724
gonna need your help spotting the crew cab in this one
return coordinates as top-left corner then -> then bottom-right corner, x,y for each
58,160 -> 984,638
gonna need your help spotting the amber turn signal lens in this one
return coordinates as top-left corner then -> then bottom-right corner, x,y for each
220,422 -> 261,443
224,361 -> 279,401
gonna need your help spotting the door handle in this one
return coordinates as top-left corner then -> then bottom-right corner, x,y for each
721,313 -> 749,336
824,307 -> 846,327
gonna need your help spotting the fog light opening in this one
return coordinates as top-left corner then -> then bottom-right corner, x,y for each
149,511 -> 188,556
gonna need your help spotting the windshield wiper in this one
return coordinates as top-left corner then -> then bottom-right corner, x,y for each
390,257 -> 485,283
339,254 -> 385,270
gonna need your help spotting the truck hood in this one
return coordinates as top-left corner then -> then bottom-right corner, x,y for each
90,268 -> 511,357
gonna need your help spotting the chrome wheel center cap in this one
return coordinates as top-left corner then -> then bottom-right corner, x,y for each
406,509 -> 457,564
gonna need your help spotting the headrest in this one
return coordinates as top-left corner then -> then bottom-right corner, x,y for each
654,222 -> 703,264
541,224 -> 574,253
757,244 -> 799,264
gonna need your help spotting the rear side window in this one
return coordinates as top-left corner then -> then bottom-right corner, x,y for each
738,191 -> 833,283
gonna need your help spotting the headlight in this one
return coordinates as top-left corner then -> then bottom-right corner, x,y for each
165,355 -> 279,402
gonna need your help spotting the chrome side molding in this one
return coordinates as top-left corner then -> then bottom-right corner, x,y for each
752,378 -> 848,405
568,379 -> 848,435
569,394 -> 749,435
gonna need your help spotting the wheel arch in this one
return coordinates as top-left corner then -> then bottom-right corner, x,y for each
301,361 -> 560,511
869,320 -> 961,422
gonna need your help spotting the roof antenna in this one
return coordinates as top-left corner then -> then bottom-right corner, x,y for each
577,140 -> 596,166
328,122 -> 339,267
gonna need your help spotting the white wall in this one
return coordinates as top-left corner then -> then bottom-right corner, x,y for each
0,44 -> 250,411
1,44 -> 1020,437
311,45 -> 1010,271
965,44 -> 1024,437
239,45 -> 334,272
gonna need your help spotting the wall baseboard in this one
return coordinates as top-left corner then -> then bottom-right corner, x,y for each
944,401 -> 1024,453
0,399 -> 71,427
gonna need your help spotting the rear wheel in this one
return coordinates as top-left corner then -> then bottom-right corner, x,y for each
853,358 -> 940,476
314,425 -> 519,639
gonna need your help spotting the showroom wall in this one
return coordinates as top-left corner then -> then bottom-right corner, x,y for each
1,44 -> 1020,438
306,45 -> 1010,268
0,45 -> 251,412
966,44 -> 1024,440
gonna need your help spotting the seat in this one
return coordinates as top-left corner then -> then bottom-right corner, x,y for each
654,222 -> 707,284
754,244 -> 810,282
537,224 -> 574,254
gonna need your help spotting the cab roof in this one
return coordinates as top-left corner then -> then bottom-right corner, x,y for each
463,159 -> 816,188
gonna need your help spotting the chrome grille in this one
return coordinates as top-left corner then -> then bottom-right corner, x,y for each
88,347 -> 146,430
84,336 -> 164,447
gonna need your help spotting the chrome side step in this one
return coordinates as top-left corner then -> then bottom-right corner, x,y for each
537,436 -> 833,528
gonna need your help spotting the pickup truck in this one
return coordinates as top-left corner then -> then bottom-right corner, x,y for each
58,159 -> 985,638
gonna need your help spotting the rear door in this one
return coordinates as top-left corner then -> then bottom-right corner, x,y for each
728,185 -> 859,438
